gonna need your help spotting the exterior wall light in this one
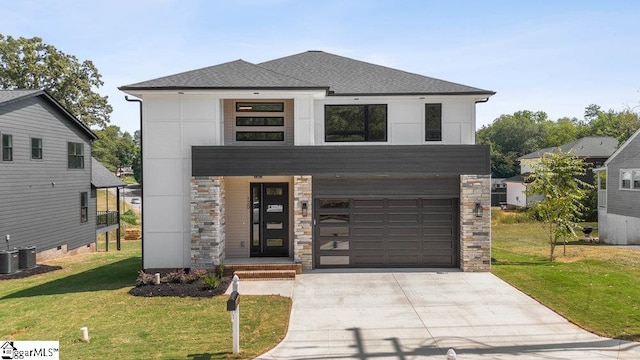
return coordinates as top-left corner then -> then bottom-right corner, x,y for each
301,201 -> 308,217
474,202 -> 483,218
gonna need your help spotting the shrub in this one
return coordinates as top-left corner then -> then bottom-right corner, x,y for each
183,268 -> 207,284
163,269 -> 186,283
121,209 -> 139,225
202,272 -> 220,290
217,260 -> 225,279
135,270 -> 155,286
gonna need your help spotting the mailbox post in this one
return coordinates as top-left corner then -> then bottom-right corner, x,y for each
226,275 -> 240,354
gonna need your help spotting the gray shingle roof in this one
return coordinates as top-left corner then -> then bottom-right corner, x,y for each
0,89 -> 43,105
119,59 -> 325,90
519,136 -> 618,160
120,51 -> 495,96
91,158 -> 125,188
259,51 -> 494,95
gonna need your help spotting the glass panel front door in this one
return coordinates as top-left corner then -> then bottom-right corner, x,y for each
250,183 -> 289,257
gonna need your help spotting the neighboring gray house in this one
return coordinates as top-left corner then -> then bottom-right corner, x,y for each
505,136 -> 618,208
596,128 -> 640,244
0,90 -> 122,261
120,50 -> 494,272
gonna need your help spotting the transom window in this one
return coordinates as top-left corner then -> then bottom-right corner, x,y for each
2,133 -> 12,161
31,137 -> 43,159
68,142 -> 84,169
620,169 -> 640,190
236,132 -> 284,141
325,104 -> 387,142
236,102 -> 284,112
236,117 -> 284,126
425,103 -> 442,141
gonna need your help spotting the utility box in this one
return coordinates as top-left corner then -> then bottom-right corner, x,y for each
18,246 -> 36,269
0,249 -> 19,274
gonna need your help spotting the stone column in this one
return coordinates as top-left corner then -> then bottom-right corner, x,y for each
293,175 -> 313,270
190,176 -> 225,269
460,175 -> 491,272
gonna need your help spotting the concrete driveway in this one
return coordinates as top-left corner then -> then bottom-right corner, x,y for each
250,270 -> 640,359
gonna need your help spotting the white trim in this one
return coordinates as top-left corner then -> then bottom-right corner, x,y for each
619,168 -> 640,191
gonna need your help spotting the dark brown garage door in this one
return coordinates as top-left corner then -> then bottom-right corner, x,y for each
315,198 -> 458,268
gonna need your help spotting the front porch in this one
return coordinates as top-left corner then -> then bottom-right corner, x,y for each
224,257 -> 302,280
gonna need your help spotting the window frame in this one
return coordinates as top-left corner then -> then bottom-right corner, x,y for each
80,192 -> 88,223
31,137 -> 43,160
2,133 -> 13,162
324,104 -> 388,143
68,142 -> 85,169
425,103 -> 442,142
620,169 -> 640,191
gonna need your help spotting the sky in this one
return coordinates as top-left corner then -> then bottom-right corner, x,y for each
2,0 -> 640,134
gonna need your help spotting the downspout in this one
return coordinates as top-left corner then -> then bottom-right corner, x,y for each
475,97 -> 490,104
125,96 -> 143,270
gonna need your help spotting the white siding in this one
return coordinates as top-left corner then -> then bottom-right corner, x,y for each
506,182 -> 528,208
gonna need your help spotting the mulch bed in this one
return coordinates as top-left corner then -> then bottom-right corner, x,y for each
128,276 -> 232,298
0,265 -> 62,280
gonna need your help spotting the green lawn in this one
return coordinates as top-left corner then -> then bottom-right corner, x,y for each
492,219 -> 640,341
0,241 -> 291,359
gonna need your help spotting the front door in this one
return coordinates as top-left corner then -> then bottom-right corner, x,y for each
250,183 -> 289,257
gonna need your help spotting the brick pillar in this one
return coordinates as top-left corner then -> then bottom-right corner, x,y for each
293,176 -> 313,270
190,176 -> 225,269
460,175 -> 491,272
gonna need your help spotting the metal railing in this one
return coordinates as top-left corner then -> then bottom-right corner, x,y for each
97,211 -> 119,228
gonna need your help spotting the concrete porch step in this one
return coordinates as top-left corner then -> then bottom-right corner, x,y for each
233,269 -> 296,281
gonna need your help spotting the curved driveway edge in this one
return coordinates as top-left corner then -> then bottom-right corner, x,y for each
255,270 -> 639,359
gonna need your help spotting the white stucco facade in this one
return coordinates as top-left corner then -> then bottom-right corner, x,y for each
132,90 -> 483,269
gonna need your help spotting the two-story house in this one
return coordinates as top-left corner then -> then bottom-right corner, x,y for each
595,128 -> 640,244
0,90 -> 124,264
119,51 -> 494,272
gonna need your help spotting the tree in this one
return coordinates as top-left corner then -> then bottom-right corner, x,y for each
526,151 -> 592,261
0,34 -> 112,128
132,130 -> 142,184
477,110 -> 551,177
93,125 -> 136,172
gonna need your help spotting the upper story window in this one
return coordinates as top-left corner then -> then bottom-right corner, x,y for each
68,142 -> 84,169
31,137 -> 43,160
325,104 -> 387,142
620,169 -> 640,190
425,103 -> 442,142
2,133 -> 12,161
234,102 -> 285,143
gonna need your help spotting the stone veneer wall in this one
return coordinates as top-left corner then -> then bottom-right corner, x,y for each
460,175 -> 491,272
191,176 -> 225,269
293,176 -> 313,270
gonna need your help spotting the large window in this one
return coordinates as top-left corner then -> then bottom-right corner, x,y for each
325,104 -> 387,142
620,169 -> 640,190
68,142 -> 84,169
80,192 -> 88,223
31,138 -> 43,159
425,103 -> 442,141
2,134 -> 13,161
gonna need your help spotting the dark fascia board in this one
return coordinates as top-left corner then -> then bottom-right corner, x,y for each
328,91 -> 497,97
0,89 -> 98,141
118,85 -> 330,92
192,145 -> 490,177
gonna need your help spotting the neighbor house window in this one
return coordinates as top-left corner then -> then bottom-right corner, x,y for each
325,104 -> 387,142
425,103 -> 442,141
68,142 -> 84,169
80,192 -> 88,223
31,138 -> 43,159
620,169 -> 640,190
2,134 -> 13,161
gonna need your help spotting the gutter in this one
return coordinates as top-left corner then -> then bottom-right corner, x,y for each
125,96 -> 144,270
